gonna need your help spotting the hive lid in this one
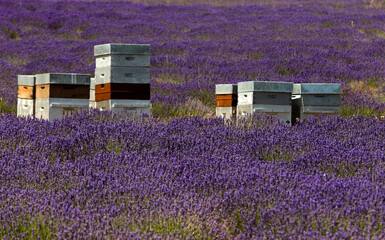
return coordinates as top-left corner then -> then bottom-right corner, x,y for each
215,84 -> 237,94
293,83 -> 341,95
238,81 -> 293,93
18,75 -> 35,86
94,43 -> 150,56
35,73 -> 91,85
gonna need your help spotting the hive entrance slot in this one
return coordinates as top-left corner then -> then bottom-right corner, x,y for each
125,73 -> 134,77
125,56 -> 135,60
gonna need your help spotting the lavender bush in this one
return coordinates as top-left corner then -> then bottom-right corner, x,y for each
1,111 -> 385,238
1,0 -> 385,238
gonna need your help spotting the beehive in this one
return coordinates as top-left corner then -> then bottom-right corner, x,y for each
94,43 -> 151,115
17,75 -> 35,117
292,83 -> 341,122
237,81 -> 293,124
35,73 -> 90,121
215,84 -> 237,119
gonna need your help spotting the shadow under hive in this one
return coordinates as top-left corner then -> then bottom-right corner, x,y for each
237,81 -> 293,124
215,84 -> 237,120
17,75 -> 35,117
94,43 -> 151,115
291,83 -> 341,123
34,73 -> 90,121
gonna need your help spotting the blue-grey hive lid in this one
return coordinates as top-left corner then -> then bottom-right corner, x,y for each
293,83 -> 341,95
94,43 -> 151,57
215,84 -> 237,94
238,81 -> 293,93
18,75 -> 35,86
35,73 -> 91,85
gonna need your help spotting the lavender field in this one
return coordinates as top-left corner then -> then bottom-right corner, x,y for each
1,0 -> 385,238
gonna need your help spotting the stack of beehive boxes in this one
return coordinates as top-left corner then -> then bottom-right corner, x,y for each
17,75 -> 35,117
34,73 -> 91,121
237,81 -> 293,124
94,43 -> 151,115
215,84 -> 237,120
291,83 -> 341,123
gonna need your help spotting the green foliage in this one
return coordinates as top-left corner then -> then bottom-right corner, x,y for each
340,106 -> 378,117
0,215 -> 57,240
0,100 -> 16,114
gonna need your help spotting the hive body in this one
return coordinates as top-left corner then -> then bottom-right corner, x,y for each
94,43 -> 151,115
291,83 -> 341,122
34,73 -> 90,121
17,75 -> 35,117
237,81 -> 293,124
215,84 -> 237,120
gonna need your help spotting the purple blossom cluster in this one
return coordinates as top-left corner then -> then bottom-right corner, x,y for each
1,111 -> 385,238
0,0 -> 385,116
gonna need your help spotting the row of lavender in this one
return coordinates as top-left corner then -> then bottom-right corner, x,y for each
1,111 -> 385,238
1,1 -> 385,117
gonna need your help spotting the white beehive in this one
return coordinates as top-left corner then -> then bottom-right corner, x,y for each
237,81 -> 293,124
215,84 -> 237,120
292,83 -> 341,122
94,43 -> 151,116
17,75 -> 35,117
34,73 -> 90,121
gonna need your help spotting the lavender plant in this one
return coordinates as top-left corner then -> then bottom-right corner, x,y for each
1,0 -> 385,238
1,111 -> 385,238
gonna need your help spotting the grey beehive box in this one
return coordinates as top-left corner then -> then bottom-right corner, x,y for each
18,75 -> 35,86
95,67 -> 149,84
292,83 -> 341,122
35,98 -> 89,121
94,43 -> 150,57
237,81 -> 293,124
96,55 -> 150,68
215,84 -> 238,94
238,81 -> 293,93
96,99 -> 151,115
35,73 -> 91,85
